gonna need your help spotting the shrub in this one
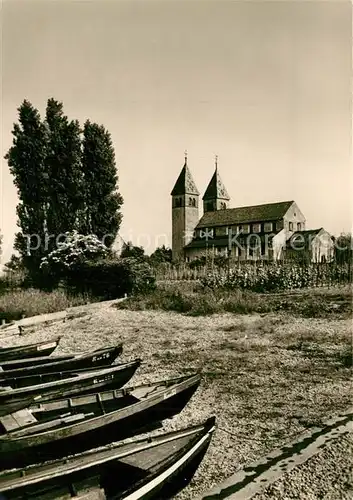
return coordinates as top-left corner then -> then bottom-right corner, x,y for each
66,257 -> 156,300
39,231 -> 109,289
116,287 -> 264,316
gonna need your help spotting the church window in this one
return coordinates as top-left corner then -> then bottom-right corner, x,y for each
175,197 -> 182,208
289,222 -> 293,231
297,222 -> 302,231
220,202 -> 226,210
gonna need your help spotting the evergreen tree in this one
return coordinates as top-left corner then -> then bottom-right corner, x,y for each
4,101 -> 49,273
45,99 -> 83,242
81,121 -> 123,247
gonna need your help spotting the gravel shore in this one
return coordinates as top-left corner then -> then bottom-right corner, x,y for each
1,302 -> 351,499
253,431 -> 353,500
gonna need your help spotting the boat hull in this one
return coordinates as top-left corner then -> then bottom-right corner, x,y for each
0,375 -> 200,469
0,418 -> 215,500
0,361 -> 141,418
0,338 -> 60,362
0,345 -> 123,379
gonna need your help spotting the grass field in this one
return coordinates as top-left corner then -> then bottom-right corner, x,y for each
1,290 -> 351,499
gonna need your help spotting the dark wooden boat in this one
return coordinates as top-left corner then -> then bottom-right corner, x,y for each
0,416 -> 216,499
0,338 -> 61,362
0,360 -> 141,417
0,374 -> 201,468
0,344 -> 123,378
0,354 -> 74,371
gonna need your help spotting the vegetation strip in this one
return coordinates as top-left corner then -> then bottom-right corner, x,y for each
199,408 -> 353,499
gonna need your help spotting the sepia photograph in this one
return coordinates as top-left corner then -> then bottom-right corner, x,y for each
0,0 -> 352,498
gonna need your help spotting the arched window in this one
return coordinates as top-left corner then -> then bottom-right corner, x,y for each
220,202 -> 226,210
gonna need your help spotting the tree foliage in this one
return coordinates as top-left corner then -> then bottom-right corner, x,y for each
121,241 -> 145,260
5,101 -> 49,273
81,121 -> 123,246
45,99 -> 83,240
5,99 -> 123,281
334,233 -> 352,264
149,245 -> 172,265
3,254 -> 24,273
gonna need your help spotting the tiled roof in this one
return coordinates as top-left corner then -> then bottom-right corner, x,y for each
171,163 -> 199,196
286,228 -> 326,248
203,169 -> 230,200
196,201 -> 294,228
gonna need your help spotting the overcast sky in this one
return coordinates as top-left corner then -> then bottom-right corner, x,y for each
1,0 -> 351,262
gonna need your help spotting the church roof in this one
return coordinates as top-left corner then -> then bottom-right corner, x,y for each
171,163 -> 199,196
286,228 -> 328,249
196,200 -> 295,228
203,169 -> 230,201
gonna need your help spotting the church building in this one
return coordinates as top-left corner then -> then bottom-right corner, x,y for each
171,154 -> 334,263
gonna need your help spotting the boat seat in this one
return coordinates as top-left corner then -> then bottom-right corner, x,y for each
0,408 -> 38,432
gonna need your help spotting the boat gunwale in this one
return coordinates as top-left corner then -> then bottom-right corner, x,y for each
0,374 -> 201,444
0,360 -> 141,397
0,337 -> 61,354
0,418 -> 216,493
0,344 -> 123,378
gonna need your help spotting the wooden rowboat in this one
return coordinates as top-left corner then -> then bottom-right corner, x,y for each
0,360 -> 141,417
0,337 -> 61,362
0,354 -> 75,371
0,416 -> 216,499
0,344 -> 123,378
0,373 -> 201,468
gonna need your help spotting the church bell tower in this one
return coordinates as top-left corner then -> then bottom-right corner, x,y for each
171,152 -> 199,262
203,156 -> 230,213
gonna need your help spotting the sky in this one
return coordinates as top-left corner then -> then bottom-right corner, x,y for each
1,0 -> 352,264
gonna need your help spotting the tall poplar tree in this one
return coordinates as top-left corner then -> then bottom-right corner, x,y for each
81,121 -> 123,247
5,101 -> 49,273
45,99 -> 83,243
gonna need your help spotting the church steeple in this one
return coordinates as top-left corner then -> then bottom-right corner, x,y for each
203,155 -> 230,213
171,153 -> 200,262
171,151 -> 199,196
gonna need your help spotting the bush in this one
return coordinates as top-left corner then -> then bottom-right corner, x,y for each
39,231 -> 110,289
66,257 -> 156,300
116,287 -> 264,316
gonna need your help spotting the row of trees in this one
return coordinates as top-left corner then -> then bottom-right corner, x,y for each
5,99 -> 123,282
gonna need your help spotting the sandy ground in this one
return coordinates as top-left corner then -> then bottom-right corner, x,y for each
0,303 -> 351,499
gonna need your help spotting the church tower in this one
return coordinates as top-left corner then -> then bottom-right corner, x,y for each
203,156 -> 230,213
171,153 -> 199,262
